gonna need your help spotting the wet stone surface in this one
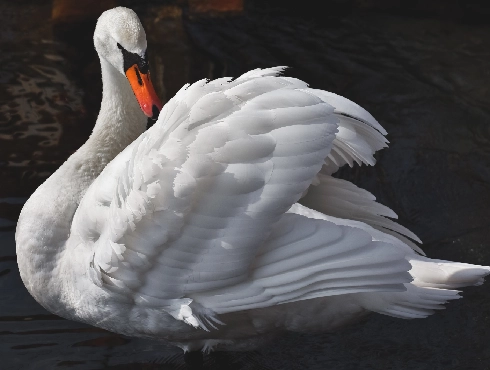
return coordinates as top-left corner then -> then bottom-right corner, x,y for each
1,1 -> 490,369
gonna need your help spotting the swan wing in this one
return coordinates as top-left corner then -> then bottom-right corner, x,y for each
296,91 -> 422,251
192,209 -> 413,315
306,90 -> 388,175
72,67 -> 349,325
301,174 -> 424,253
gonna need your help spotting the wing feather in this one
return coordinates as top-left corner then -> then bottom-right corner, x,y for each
71,67 -> 432,329
301,174 -> 424,253
301,89 -> 388,175
191,212 -> 412,314
71,68 -> 341,326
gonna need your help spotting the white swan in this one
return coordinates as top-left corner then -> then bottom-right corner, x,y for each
16,7 -> 490,353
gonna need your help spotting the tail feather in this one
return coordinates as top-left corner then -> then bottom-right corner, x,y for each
359,256 -> 490,319
410,255 -> 490,289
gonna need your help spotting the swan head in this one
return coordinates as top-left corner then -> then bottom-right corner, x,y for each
94,7 -> 162,119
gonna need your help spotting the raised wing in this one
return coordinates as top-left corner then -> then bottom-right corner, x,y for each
307,89 -> 388,175
71,67 -> 342,326
301,174 -> 423,253
296,90 -> 422,250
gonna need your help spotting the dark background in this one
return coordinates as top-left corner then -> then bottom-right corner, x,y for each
1,0 -> 490,369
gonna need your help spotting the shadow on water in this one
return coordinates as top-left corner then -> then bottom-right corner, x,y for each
1,0 -> 490,369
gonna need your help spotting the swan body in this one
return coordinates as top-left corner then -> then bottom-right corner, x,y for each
16,7 -> 490,352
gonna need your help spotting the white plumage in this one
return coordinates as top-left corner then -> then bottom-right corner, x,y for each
15,7 -> 489,352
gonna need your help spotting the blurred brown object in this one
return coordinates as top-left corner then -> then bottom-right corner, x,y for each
354,0 -> 490,21
189,0 -> 244,14
52,0 -> 117,23
154,5 -> 183,21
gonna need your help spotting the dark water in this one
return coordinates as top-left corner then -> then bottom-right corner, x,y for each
1,1 -> 490,369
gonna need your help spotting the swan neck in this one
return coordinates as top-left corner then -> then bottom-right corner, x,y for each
16,56 -> 148,312
90,57 -> 147,155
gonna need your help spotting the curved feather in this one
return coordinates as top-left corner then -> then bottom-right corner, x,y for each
71,67 -> 340,326
301,174 -> 424,253
69,67 -> 489,331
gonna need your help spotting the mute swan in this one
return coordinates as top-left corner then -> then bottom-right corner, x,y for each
16,7 -> 490,353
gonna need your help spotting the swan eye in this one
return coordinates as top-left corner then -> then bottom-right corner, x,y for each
116,42 -> 149,74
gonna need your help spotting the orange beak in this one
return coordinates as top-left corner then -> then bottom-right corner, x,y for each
125,64 -> 162,119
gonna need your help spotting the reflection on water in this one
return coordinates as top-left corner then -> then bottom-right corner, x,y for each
1,0 -> 490,369
2,63 -> 82,149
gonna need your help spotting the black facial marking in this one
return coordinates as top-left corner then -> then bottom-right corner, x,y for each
151,105 -> 159,120
117,42 -> 149,74
134,66 -> 143,86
